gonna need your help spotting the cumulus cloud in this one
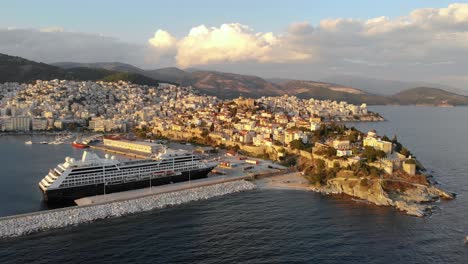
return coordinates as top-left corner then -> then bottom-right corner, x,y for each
148,29 -> 177,52
146,2 -> 468,85
148,23 -> 312,68
39,27 -> 64,33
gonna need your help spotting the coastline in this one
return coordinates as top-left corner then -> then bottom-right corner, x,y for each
255,172 -> 454,217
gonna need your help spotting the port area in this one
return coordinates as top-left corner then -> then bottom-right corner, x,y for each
76,142 -> 292,206
75,164 -> 291,206
73,140 -> 302,206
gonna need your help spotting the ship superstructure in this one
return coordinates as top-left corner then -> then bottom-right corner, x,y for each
39,148 -> 216,203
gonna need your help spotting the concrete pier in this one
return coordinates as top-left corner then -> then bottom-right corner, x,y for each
75,174 -> 252,206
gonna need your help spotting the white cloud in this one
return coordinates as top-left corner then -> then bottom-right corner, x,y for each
39,27 -> 64,33
148,29 -> 177,52
148,23 -> 312,68
146,3 -> 468,74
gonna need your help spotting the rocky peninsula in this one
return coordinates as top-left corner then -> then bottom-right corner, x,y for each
309,176 -> 453,217
293,127 -> 454,217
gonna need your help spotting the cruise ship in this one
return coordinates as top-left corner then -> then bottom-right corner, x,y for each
38,148 -> 217,203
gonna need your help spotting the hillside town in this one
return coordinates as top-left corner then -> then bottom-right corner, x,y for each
0,79 -> 381,135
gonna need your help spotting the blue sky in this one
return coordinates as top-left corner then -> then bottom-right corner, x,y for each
1,1 -> 468,87
0,0 -> 460,42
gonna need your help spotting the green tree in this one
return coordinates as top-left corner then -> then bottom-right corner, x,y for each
315,146 -> 337,158
382,135 -> 391,142
347,130 -> 360,142
400,147 -> 411,157
201,129 -> 209,138
290,139 -> 306,150
392,134 -> 403,153
361,146 -> 386,162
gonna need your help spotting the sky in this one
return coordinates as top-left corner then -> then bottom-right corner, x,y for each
1,0 -> 468,87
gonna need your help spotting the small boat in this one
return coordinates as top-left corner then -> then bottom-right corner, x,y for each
72,141 -> 89,148
39,141 -> 48,144
25,140 -> 33,145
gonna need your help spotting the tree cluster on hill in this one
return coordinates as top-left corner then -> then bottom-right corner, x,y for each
289,139 -> 313,151
361,146 -> 386,162
298,157 -> 329,185
314,145 -> 337,158
313,123 -> 347,141
391,135 -> 412,157
347,161 -> 383,178
346,128 -> 362,142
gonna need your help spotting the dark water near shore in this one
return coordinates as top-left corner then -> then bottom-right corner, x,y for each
1,106 -> 468,263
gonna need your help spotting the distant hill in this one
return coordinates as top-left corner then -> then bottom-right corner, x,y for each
145,67 -> 191,84
280,80 -> 391,105
187,71 -> 284,98
391,87 -> 468,106
64,68 -> 161,86
0,53 -> 161,85
266,78 -> 294,84
52,62 -> 185,85
51,61 -> 145,74
5,54 -> 467,105
0,53 -> 69,82
320,75 -> 468,96
50,61 -> 387,101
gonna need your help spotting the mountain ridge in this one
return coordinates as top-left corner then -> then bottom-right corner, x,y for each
0,54 -> 162,86
2,54 -> 468,105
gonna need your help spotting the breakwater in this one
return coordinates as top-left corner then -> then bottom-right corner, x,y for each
0,180 -> 256,239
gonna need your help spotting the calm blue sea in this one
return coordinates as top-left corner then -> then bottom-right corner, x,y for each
0,106 -> 467,263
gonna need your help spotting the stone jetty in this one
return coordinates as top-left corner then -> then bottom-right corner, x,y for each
0,180 -> 256,238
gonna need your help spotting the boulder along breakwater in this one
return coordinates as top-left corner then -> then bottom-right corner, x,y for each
0,180 -> 256,239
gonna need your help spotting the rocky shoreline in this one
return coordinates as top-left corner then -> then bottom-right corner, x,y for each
0,180 -> 256,239
309,177 -> 454,217
254,172 -> 454,217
